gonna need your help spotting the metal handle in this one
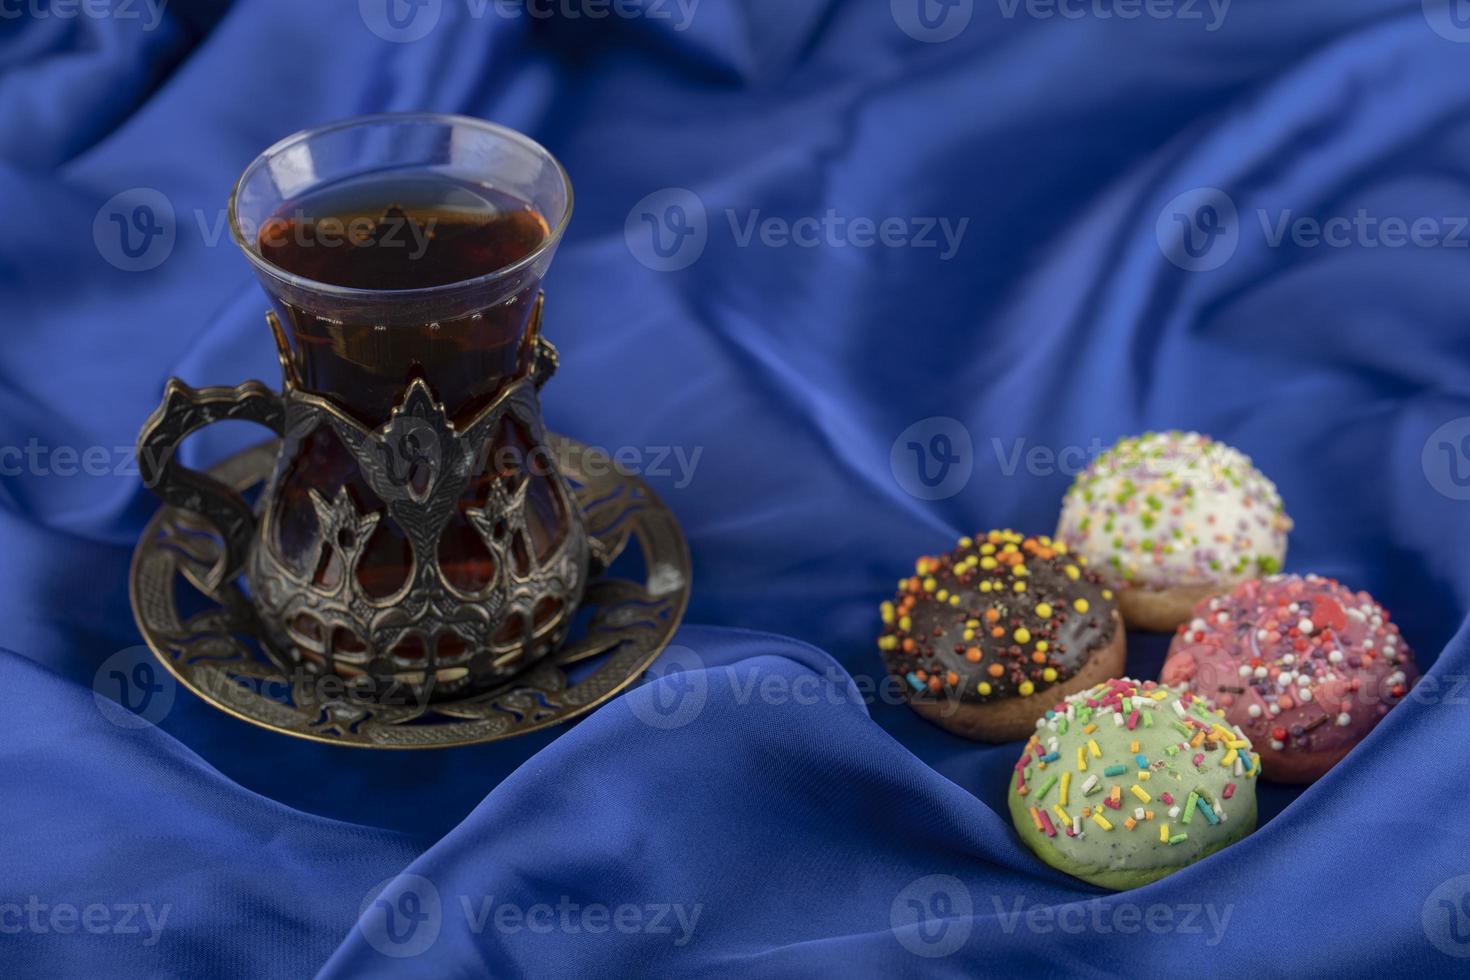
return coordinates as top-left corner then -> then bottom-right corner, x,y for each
522,292 -> 559,390
137,379 -> 285,593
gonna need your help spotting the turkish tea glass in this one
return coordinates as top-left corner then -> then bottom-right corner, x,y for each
138,113 -> 589,701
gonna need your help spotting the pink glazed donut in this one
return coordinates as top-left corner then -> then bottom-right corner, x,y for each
1160,574 -> 1417,783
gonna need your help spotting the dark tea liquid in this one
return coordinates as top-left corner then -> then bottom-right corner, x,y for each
255,171 -> 570,652
257,171 -> 549,426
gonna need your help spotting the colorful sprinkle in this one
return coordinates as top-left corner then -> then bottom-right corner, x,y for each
877,531 -> 1122,706
1056,432 -> 1291,594
1009,678 -> 1255,873
1160,573 -> 1417,775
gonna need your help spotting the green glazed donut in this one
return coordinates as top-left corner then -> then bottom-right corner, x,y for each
1007,677 -> 1259,890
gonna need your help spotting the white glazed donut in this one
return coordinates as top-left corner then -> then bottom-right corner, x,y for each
1056,432 -> 1292,632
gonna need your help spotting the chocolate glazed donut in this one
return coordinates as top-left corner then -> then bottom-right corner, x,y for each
879,531 -> 1127,742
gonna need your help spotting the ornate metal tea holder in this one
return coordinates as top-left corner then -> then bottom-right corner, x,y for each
129,316 -> 690,750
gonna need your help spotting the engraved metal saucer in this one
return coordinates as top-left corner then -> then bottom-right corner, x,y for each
129,435 -> 690,749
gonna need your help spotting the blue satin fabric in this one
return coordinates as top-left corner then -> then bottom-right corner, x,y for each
3,1 -> 1470,976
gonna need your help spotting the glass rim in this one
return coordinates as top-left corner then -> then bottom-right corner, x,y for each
227,111 -> 574,302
